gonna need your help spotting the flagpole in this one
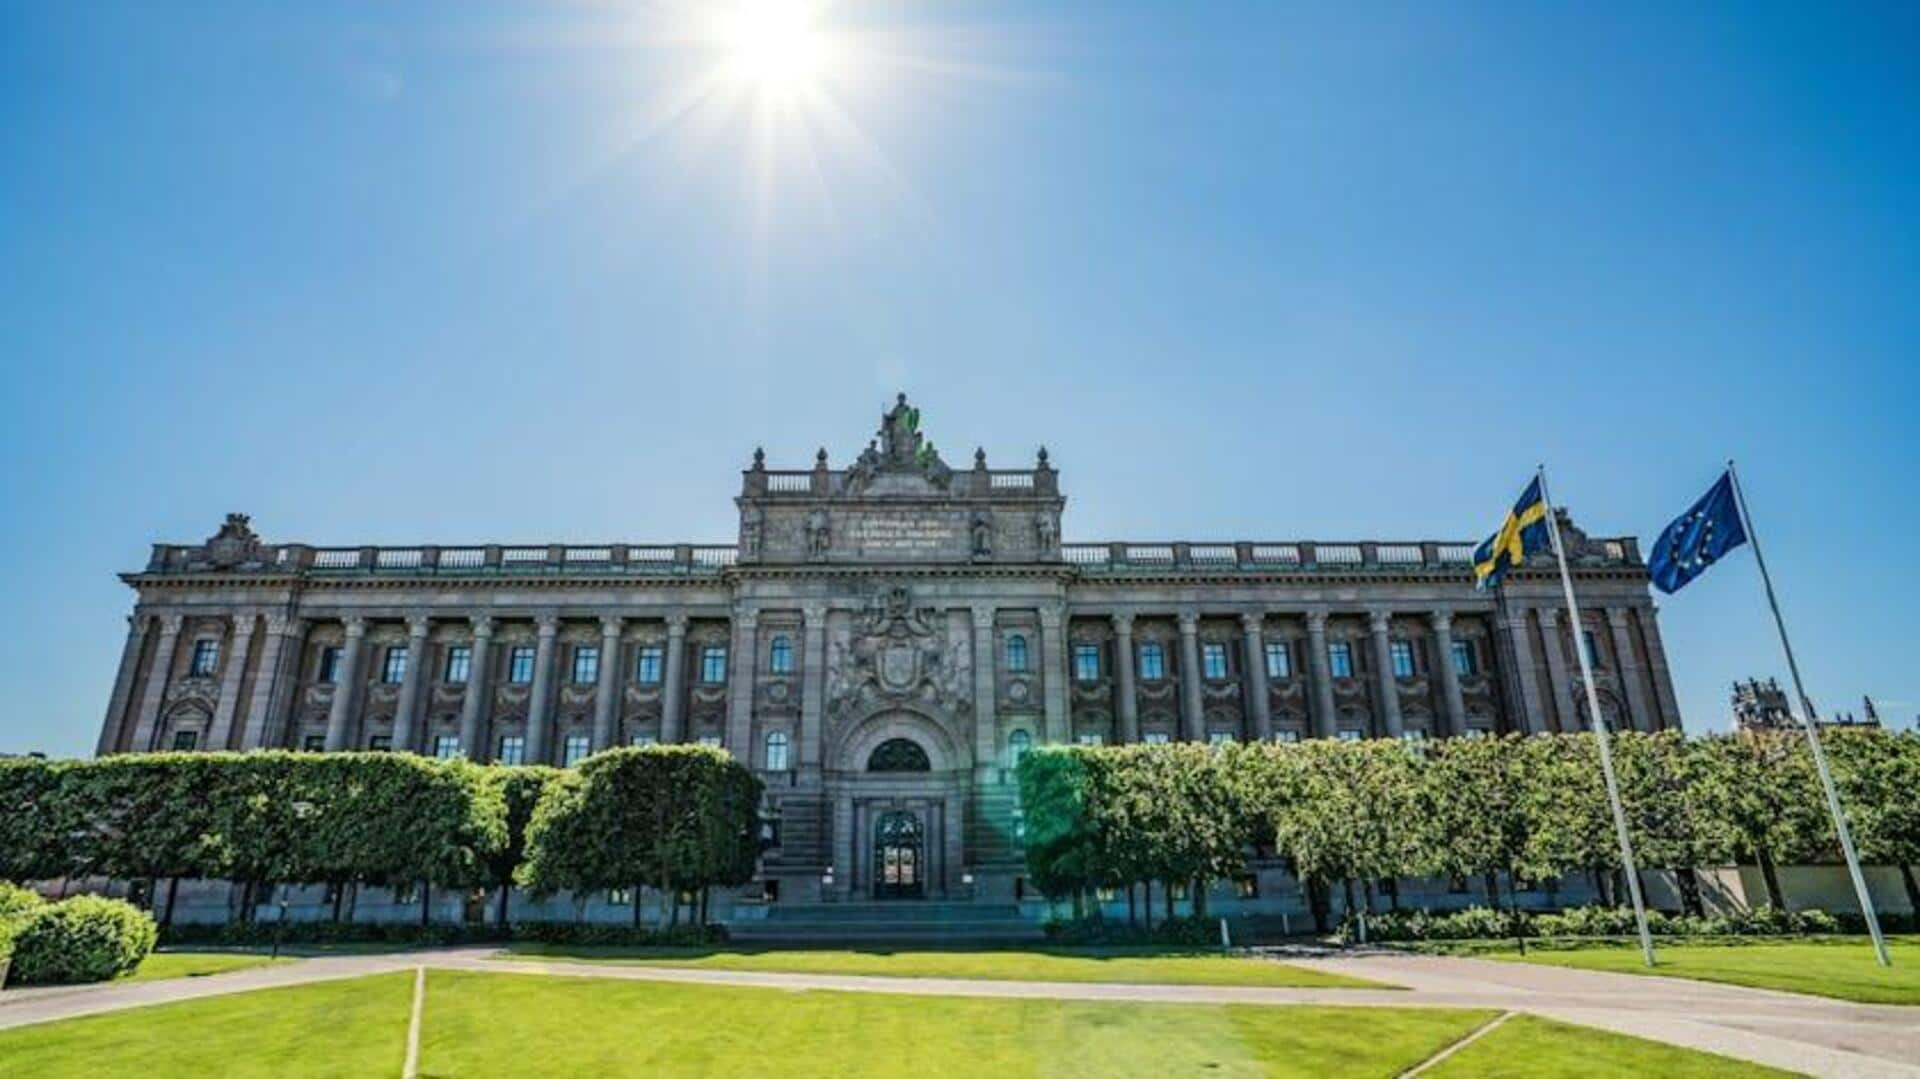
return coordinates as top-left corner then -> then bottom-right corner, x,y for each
1726,460 -> 1891,967
1536,465 -> 1657,968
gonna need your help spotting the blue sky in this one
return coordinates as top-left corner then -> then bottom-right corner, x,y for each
2,2 -> 1915,756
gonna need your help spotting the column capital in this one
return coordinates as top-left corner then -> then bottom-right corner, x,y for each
158,614 -> 185,636
1428,609 -> 1454,631
534,614 -> 561,636
406,615 -> 433,638
1367,609 -> 1393,634
599,615 -> 625,637
971,605 -> 996,629
1305,609 -> 1329,633
666,613 -> 690,636
1239,612 -> 1265,635
1110,611 -> 1136,635
1176,610 -> 1200,634
470,615 -> 495,638
342,616 -> 368,637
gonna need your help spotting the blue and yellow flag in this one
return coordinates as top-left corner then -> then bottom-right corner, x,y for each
1473,476 -> 1551,589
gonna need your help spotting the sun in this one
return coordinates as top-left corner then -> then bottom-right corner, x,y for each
718,2 -> 836,98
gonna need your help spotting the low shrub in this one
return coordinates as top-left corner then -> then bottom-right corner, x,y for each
9,896 -> 157,985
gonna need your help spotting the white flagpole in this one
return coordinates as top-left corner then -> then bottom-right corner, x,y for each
1536,465 -> 1657,968
1726,460 -> 1891,967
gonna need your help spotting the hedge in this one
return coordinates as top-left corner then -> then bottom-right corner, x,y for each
9,895 -> 157,985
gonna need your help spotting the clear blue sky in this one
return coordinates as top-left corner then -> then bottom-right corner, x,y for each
3,2 -> 1915,756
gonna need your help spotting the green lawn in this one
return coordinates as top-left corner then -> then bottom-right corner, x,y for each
496,944 -> 1387,988
1488,936 -> 1920,1005
0,970 -> 1777,1077
1425,1014 -> 1794,1078
123,950 -> 293,983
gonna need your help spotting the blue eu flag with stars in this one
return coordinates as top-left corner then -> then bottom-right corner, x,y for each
1648,471 -> 1748,594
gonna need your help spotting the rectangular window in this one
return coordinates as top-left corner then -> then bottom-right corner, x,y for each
1263,640 -> 1291,680
508,646 -> 536,684
1201,642 -> 1229,680
700,646 -> 728,684
1143,732 -> 1171,745
317,646 -> 342,684
382,646 -> 409,685
1072,643 -> 1100,682
1208,731 -> 1235,746
1075,733 -> 1104,747
497,735 -> 525,766
1337,729 -> 1363,742
1137,642 -> 1165,680
433,735 -> 461,759
171,729 -> 199,751
1580,629 -> 1602,669
1450,640 -> 1477,677
303,734 -> 326,752
634,646 -> 663,685
1327,641 -> 1354,678
444,645 -> 471,684
572,646 -> 599,685
368,734 -> 392,752
188,639 -> 220,677
562,734 -> 591,766
1390,640 -> 1415,678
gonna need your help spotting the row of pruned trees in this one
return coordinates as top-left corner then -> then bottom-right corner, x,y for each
0,747 -> 763,927
1017,729 -> 1920,929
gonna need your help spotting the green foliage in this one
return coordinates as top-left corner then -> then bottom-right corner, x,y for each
9,895 -> 157,985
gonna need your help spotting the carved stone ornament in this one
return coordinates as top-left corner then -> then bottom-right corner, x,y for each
825,583 -> 971,721
204,513 -> 264,569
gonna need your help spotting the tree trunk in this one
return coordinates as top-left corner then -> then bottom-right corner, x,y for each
1901,864 -> 1920,915
1676,866 -> 1704,918
1756,849 -> 1785,909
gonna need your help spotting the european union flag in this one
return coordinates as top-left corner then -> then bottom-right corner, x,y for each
1473,476 -> 1552,590
1648,471 -> 1747,594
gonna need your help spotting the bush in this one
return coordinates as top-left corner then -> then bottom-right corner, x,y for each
9,896 -> 157,985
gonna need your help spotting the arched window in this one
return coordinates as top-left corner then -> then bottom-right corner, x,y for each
765,730 -> 790,771
768,635 -> 794,675
1005,634 -> 1029,672
867,738 -> 931,772
1007,729 -> 1032,766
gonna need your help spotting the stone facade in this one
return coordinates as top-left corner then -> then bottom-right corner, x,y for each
97,396 -> 1682,907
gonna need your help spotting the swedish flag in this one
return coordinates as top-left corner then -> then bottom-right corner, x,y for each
1473,476 -> 1551,589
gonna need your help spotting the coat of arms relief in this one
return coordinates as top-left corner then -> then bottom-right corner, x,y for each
825,585 -> 972,722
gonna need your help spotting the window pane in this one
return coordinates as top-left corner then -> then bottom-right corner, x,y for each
1263,640 -> 1291,679
1328,642 -> 1353,678
1138,642 -> 1165,680
635,646 -> 663,684
769,636 -> 793,675
1390,640 -> 1414,678
572,646 -> 600,685
508,646 -> 535,684
498,736 -> 525,766
383,646 -> 409,685
1072,644 -> 1100,682
1005,634 -> 1029,672
1202,642 -> 1228,679
445,646 -> 471,684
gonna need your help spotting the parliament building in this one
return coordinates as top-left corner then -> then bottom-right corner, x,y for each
96,397 -> 1681,916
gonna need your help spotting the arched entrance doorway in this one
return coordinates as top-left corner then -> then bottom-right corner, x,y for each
873,810 -> 925,899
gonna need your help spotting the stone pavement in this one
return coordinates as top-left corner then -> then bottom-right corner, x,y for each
0,947 -> 1913,1078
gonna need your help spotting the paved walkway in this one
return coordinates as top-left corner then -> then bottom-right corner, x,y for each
0,948 -> 1913,1077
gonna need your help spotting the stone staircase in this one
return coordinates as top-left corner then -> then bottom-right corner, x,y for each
729,901 -> 1044,946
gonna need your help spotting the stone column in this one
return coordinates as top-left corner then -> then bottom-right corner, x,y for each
1537,608 -> 1579,731
1368,611 -> 1405,738
1111,613 -> 1140,744
1240,613 -> 1272,741
1039,608 -> 1069,743
1495,605 -> 1547,734
249,615 -> 306,749
660,614 -> 689,744
1177,611 -> 1205,742
323,617 -> 368,751
1305,611 -> 1337,739
207,613 -> 258,751
1428,611 -> 1467,738
127,614 -> 183,753
1607,608 -> 1655,733
457,617 -> 495,758
967,607 -> 1000,778
725,611 -> 759,758
97,615 -> 152,756
525,616 -> 561,764
391,616 -> 433,753
1638,605 -> 1683,729
800,605 -> 829,768
592,616 -> 624,750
